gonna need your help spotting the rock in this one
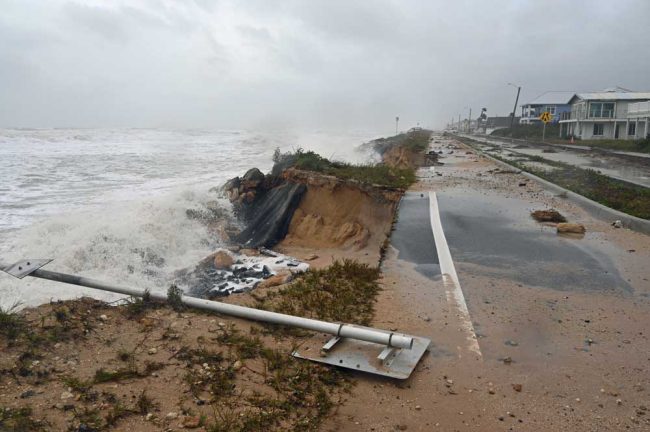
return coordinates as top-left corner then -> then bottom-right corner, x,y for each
213,251 -> 234,269
98,314 -> 108,321
531,209 -> 566,223
257,271 -> 292,289
165,412 -> 179,420
240,248 -> 260,256
557,223 -> 586,234
148,348 -> 158,355
242,167 -> 265,187
512,383 -> 522,392
146,413 -> 154,421
182,415 -> 202,428
305,254 -> 319,261
61,391 -> 74,400
232,360 -> 243,371
502,356 -> 513,364
415,405 -> 421,410
505,340 -> 519,347
612,220 -> 623,228
20,389 -> 36,399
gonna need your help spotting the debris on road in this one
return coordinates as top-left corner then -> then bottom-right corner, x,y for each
531,209 -> 567,223
557,223 -> 586,234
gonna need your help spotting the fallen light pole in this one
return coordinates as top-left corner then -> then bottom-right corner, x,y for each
1,259 -> 430,379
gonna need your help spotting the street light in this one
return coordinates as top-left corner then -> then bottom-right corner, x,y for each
507,83 -> 521,131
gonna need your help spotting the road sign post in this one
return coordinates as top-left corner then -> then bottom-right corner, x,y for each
539,111 -> 552,143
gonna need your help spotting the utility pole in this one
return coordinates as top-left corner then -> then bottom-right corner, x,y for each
508,83 -> 521,131
468,108 -> 472,133
458,114 -> 461,132
395,116 -> 399,134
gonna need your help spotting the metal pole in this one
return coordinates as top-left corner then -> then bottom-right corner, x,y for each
0,262 -> 414,350
468,108 -> 472,133
542,122 -> 546,143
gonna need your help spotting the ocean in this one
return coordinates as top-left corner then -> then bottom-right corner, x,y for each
0,128 -> 377,308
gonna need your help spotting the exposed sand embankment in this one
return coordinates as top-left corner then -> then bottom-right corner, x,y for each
277,168 -> 402,266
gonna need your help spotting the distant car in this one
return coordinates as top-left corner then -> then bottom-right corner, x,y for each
409,127 -> 423,132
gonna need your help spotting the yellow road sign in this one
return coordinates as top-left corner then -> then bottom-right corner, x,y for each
539,111 -> 552,123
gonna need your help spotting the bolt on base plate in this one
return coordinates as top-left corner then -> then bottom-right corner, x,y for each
2,259 -> 52,279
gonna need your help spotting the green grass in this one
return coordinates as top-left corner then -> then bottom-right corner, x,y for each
0,406 -> 47,431
254,259 -> 381,326
370,129 -> 432,155
275,149 -> 417,189
491,124 -> 560,139
271,129 -> 431,189
0,303 -> 27,344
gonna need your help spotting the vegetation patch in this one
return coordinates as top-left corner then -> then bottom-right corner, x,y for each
0,259 -> 382,431
254,259 -> 381,326
0,406 -> 48,431
273,148 -> 417,189
370,129 -> 432,155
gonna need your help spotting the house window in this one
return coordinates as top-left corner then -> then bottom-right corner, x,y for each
546,106 -> 556,115
589,102 -> 615,118
593,124 -> 604,136
628,123 -> 636,136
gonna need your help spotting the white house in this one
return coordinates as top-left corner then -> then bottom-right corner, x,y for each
559,87 -> 650,140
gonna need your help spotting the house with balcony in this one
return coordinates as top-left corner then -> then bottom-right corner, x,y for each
559,87 -> 650,140
520,91 -> 574,124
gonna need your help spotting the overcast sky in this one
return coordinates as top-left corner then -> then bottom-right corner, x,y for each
1,0 -> 649,131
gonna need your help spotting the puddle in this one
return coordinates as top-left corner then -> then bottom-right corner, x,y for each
390,192 -> 441,280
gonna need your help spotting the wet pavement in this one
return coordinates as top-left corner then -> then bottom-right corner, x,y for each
390,192 -> 440,279
438,190 -> 631,293
462,134 -> 650,188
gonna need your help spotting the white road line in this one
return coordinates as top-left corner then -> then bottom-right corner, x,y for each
429,191 -> 482,358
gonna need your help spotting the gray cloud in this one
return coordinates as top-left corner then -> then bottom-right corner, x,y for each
0,0 -> 649,131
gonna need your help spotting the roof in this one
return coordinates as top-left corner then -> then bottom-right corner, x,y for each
569,87 -> 650,103
524,91 -> 575,106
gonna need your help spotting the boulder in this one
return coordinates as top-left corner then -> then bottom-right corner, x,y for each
213,251 -> 234,269
557,223 -> 586,234
242,167 -> 265,185
257,271 -> 292,289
